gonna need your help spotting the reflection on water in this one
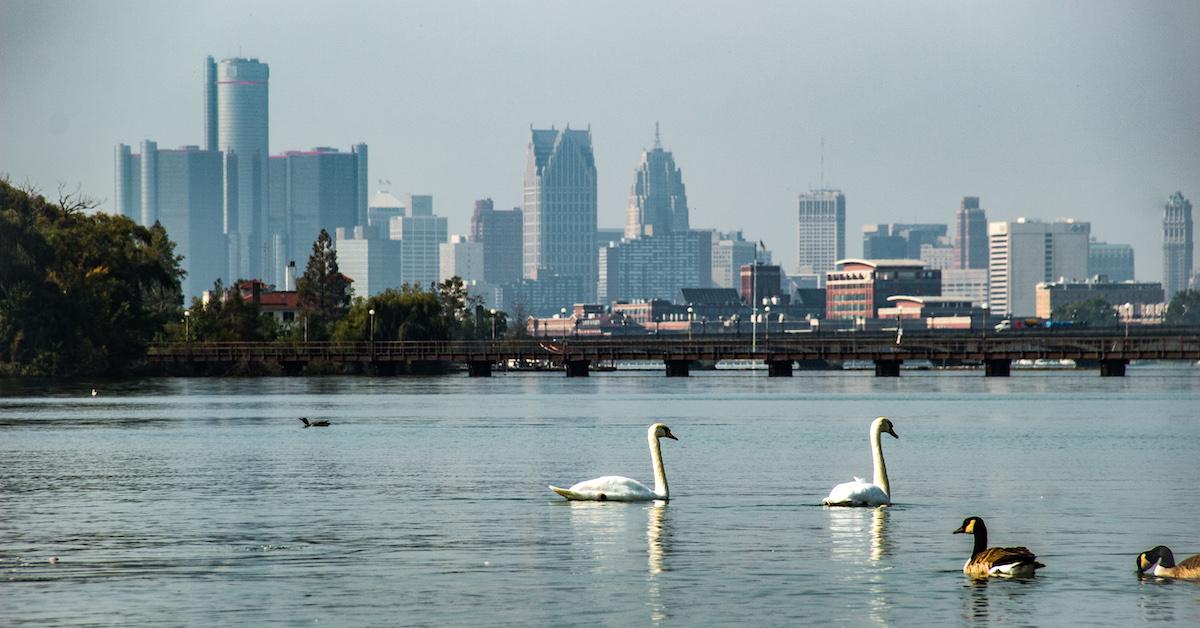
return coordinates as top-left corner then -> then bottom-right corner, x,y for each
647,501 -> 668,624
827,506 -> 891,625
827,506 -> 891,563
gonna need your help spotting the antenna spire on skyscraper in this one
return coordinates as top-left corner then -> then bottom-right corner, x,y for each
654,121 -> 661,149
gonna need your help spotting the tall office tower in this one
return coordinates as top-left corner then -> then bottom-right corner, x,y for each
203,56 -> 218,151
1162,191 -> 1194,300
273,146 -> 368,285
113,144 -> 138,221
893,224 -> 948,259
440,235 -> 485,283
598,231 -> 712,303
408,194 -> 434,217
624,125 -> 688,238
214,57 -> 269,280
368,191 -> 405,229
862,225 -> 907,259
711,231 -> 763,289
954,196 -> 989,270
523,126 -> 598,303
1088,242 -> 1135,282
987,218 -> 1090,317
114,142 -> 226,298
389,197 -> 448,289
797,189 -> 845,283
334,226 -> 402,298
469,198 -> 523,284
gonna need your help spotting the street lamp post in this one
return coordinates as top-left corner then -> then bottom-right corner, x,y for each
764,306 -> 772,343
183,310 -> 191,344
490,308 -> 498,340
687,306 -> 694,341
368,308 -> 376,361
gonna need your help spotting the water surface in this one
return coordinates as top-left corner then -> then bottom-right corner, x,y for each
2,366 -> 1198,625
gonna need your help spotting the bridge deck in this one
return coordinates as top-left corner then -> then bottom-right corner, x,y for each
147,329 -> 1200,368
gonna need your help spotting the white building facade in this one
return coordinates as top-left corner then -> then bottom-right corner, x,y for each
988,219 -> 1090,317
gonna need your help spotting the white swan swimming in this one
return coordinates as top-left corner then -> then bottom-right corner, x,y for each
823,416 -> 899,507
549,423 -> 678,502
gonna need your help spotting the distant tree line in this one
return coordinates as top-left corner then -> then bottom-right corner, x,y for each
0,179 -> 184,376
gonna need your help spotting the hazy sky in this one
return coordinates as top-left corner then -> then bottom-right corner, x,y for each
2,0 -> 1197,280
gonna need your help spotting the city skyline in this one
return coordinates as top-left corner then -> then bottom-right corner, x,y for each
1,1 -> 1198,281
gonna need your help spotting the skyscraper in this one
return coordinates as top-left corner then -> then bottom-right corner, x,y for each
203,56 -> 217,152
1162,191 -> 1194,300
115,142 -> 226,298
988,218 -> 1091,317
599,231 -> 711,303
213,57 -> 270,281
274,146 -> 367,279
624,124 -> 688,238
797,189 -> 845,281
955,196 -> 988,270
1088,242 -> 1135,282
389,198 -> 448,290
711,231 -> 763,289
523,126 -> 597,303
470,198 -> 523,285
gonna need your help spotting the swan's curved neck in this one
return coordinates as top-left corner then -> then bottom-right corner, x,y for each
871,425 -> 890,497
649,433 -> 668,499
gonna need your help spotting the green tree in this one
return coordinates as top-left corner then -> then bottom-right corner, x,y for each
1051,298 -> 1118,327
187,279 -> 278,342
297,229 -> 352,340
0,179 -> 185,375
436,276 -> 483,339
1164,289 -> 1200,325
331,287 -> 448,342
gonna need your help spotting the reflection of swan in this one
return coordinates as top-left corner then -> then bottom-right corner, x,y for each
870,506 -> 889,561
954,516 -> 1044,578
550,424 -> 678,501
647,502 -> 667,574
1137,546 -> 1200,579
823,417 -> 898,507
647,502 -> 668,624
827,506 -> 891,563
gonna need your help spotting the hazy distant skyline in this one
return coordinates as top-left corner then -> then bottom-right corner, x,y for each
2,0 -> 1198,280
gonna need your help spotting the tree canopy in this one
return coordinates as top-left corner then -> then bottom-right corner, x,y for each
1165,289 -> 1200,325
1051,298 -> 1118,327
0,179 -> 184,376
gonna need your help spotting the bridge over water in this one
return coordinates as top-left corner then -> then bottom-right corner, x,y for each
146,328 -> 1200,377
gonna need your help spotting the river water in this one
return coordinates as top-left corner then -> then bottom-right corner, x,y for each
2,365 -> 1198,626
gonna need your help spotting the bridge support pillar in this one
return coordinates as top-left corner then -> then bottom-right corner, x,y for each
664,360 -> 690,377
1099,359 -> 1127,377
564,359 -> 590,377
984,359 -> 1011,377
467,361 -> 493,377
874,359 -> 902,377
767,360 -> 794,377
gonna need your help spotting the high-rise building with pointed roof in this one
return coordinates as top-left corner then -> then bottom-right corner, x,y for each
1163,191 -> 1194,300
625,124 -> 688,238
523,126 -> 597,303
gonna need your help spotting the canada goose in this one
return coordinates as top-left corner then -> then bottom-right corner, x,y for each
299,417 -> 330,428
823,417 -> 899,507
549,423 -> 678,501
1137,546 -> 1200,579
954,516 -> 1044,578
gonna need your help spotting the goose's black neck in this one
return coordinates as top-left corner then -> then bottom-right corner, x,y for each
971,522 -> 988,557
